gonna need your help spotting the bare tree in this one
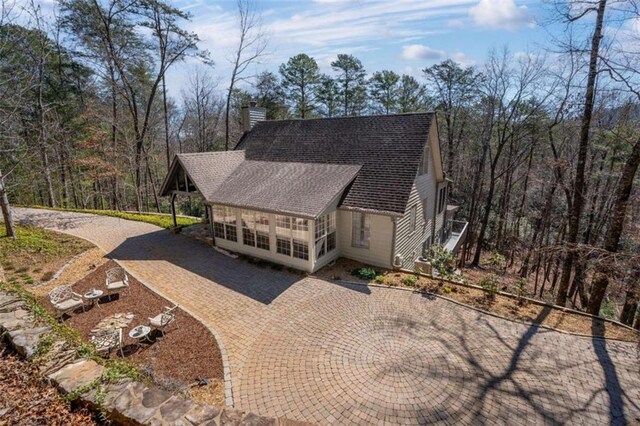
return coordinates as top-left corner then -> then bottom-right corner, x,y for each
224,0 -> 266,151
471,49 -> 549,266
1,0 -> 32,238
181,65 -> 224,152
555,0 -> 608,306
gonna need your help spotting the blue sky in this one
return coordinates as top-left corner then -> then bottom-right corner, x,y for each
165,0 -> 553,95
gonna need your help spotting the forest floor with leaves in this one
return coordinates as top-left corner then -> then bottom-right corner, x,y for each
0,340 -> 96,425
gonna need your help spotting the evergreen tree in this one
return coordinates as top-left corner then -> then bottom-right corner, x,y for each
279,54 -> 319,118
369,70 -> 400,114
331,54 -> 366,116
254,71 -> 287,119
315,74 -> 340,118
397,75 -> 426,113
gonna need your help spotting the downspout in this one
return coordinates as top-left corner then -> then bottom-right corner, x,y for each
431,184 -> 438,245
390,217 -> 398,269
207,203 -> 216,247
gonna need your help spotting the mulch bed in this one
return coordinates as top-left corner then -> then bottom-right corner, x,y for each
0,339 -> 95,425
40,260 -> 224,390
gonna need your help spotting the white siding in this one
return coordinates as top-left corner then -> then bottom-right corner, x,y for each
394,130 -> 446,270
434,182 -> 447,244
337,210 -> 394,268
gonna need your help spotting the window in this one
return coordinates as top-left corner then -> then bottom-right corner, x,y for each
242,210 -> 270,250
275,214 -> 310,260
315,212 -> 336,260
213,205 -> 237,242
352,212 -> 370,249
242,228 -> 255,246
422,198 -> 429,234
421,146 -> 430,175
242,210 -> 256,246
256,232 -> 270,250
438,187 -> 446,214
292,240 -> 309,260
277,237 -> 291,256
409,205 -> 417,233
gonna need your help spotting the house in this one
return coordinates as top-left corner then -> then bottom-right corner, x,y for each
159,104 -> 467,273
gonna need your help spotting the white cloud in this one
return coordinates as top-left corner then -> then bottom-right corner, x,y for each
401,44 -> 475,66
469,0 -> 535,31
402,44 -> 446,61
631,17 -> 640,35
447,19 -> 465,28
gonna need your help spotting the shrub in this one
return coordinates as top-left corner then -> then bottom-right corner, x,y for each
41,271 -> 55,282
443,286 -> 452,294
478,273 -> 500,298
487,251 -> 507,271
511,277 -> 528,305
428,245 -> 455,278
351,267 -> 377,280
401,274 -> 418,287
599,299 -> 616,320
374,275 -> 385,284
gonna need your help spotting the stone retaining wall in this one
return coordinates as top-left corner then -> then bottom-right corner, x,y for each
0,290 -> 308,426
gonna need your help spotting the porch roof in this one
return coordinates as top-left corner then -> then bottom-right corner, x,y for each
209,161 -> 361,219
159,151 -> 245,198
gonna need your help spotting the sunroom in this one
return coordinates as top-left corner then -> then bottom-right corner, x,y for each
210,206 -> 338,272
206,160 -> 361,272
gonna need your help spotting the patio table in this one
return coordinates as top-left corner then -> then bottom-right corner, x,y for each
84,289 -> 104,308
129,325 -> 152,345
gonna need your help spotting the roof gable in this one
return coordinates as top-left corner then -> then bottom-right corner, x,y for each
159,151 -> 245,199
236,113 -> 436,215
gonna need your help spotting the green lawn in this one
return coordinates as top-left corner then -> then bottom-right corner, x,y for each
22,206 -> 202,229
1,224 -> 93,282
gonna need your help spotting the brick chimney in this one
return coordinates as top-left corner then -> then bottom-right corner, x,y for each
241,101 -> 267,132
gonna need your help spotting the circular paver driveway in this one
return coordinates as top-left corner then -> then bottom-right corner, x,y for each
239,283 -> 639,425
11,208 -> 640,425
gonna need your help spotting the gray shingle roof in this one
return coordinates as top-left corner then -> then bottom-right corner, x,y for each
159,151 -> 245,199
208,161 -> 361,218
235,113 -> 434,216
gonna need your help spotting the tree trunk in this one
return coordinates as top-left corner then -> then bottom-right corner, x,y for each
556,0 -> 608,306
162,74 -> 171,168
472,161 -> 497,266
0,170 -> 16,239
619,267 -> 639,326
110,65 -> 120,210
587,135 -> 640,315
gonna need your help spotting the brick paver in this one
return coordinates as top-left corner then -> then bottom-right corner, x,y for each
12,208 -> 640,425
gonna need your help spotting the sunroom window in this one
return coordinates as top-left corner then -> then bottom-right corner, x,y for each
212,205 -> 237,242
276,214 -> 309,260
315,212 -> 336,259
242,210 -> 270,250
